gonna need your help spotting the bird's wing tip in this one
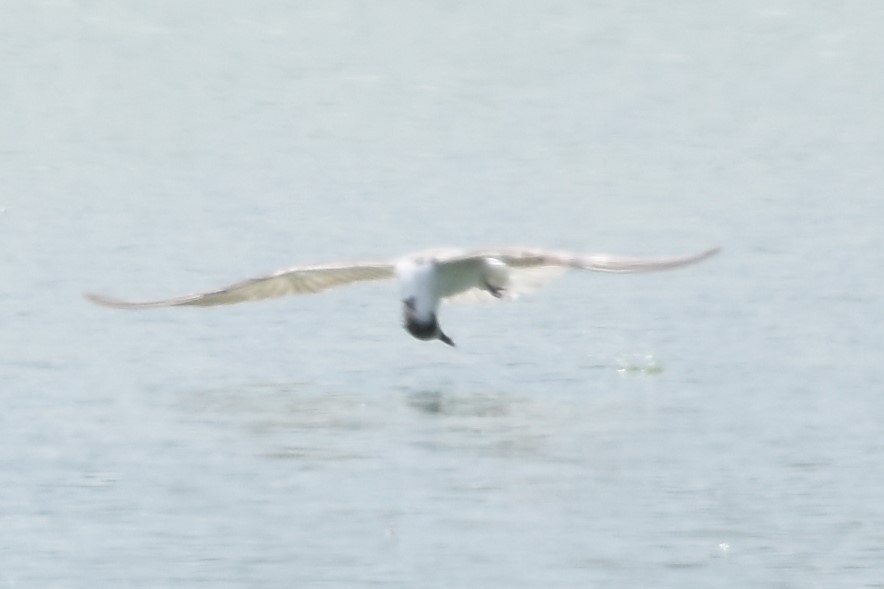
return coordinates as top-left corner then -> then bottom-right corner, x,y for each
697,246 -> 722,260
84,292 -> 116,307
84,292 -> 146,309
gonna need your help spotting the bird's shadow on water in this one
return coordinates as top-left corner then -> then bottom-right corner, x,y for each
183,378 -> 521,428
178,346 -> 665,438
178,377 -> 554,464
402,388 -> 513,418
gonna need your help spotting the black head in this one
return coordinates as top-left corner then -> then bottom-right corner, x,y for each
403,302 -> 455,346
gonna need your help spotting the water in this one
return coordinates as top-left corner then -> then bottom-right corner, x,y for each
2,1 -> 884,587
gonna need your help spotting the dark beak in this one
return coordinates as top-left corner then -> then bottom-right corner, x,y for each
438,330 -> 455,347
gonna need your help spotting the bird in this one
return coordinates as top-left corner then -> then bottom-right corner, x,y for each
85,246 -> 720,346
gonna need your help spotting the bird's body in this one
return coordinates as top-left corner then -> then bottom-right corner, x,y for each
86,246 -> 720,346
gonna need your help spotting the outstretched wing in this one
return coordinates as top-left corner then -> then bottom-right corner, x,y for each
443,246 -> 719,304
85,261 -> 395,309
483,246 -> 721,272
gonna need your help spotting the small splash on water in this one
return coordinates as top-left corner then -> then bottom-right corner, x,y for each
615,354 -> 664,376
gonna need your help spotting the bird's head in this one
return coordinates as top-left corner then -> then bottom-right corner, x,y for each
402,298 -> 455,346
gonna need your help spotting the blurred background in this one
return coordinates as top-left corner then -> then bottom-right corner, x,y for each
1,1 -> 883,587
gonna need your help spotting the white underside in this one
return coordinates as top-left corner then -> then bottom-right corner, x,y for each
445,265 -> 566,304
395,257 -> 568,319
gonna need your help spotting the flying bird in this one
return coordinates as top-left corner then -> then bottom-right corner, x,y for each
86,246 -> 719,346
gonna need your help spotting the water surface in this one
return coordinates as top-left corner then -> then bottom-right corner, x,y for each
2,1 -> 884,587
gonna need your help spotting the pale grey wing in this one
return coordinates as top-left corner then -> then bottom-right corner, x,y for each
442,246 -> 719,304
85,262 -> 395,309
445,266 -> 567,304
567,246 -> 721,272
468,246 -> 721,272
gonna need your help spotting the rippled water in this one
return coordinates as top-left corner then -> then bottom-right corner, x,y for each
3,1 -> 884,587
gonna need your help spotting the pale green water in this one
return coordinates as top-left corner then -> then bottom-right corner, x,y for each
2,1 -> 884,587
